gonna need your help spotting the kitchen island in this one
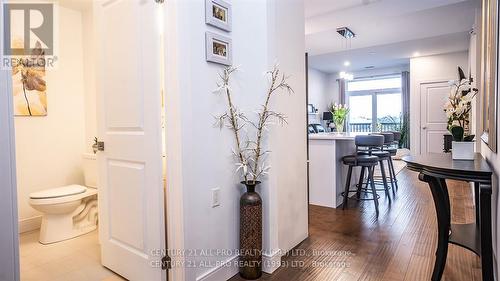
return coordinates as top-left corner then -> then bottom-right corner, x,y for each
308,132 -> 367,208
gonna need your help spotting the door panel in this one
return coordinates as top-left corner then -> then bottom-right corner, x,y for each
95,0 -> 164,280
420,81 -> 450,154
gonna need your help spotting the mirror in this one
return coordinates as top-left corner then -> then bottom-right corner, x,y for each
481,0 -> 498,152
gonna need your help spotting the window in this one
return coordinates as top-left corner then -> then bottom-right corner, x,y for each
349,95 -> 373,132
347,77 -> 401,92
347,75 -> 402,132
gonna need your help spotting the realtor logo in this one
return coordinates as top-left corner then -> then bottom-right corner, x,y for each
3,3 -> 54,56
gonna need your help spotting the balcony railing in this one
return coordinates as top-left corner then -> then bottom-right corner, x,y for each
349,123 -> 372,132
348,122 -> 400,133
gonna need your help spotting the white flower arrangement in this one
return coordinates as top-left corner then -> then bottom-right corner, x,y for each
443,78 -> 477,130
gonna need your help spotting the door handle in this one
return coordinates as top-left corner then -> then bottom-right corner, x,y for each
92,137 -> 105,154
422,126 -> 428,130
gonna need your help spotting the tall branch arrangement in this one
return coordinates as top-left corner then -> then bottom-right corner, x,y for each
214,65 -> 293,184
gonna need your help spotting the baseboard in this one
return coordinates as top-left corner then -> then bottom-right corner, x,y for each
262,250 -> 282,274
18,216 -> 42,233
196,251 -> 282,281
196,255 -> 238,281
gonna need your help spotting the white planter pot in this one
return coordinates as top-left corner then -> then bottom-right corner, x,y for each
452,141 -> 475,160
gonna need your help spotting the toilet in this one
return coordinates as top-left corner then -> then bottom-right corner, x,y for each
29,153 -> 99,244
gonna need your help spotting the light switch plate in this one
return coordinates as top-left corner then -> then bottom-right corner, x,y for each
212,188 -> 220,207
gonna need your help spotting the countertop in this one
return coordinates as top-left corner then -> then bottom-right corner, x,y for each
308,132 -> 369,140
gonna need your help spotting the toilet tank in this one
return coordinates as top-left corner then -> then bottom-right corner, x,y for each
83,153 -> 98,188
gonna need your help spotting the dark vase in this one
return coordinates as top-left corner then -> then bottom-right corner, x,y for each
239,181 -> 263,280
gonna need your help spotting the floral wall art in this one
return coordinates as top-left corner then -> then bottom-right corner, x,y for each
12,39 -> 47,116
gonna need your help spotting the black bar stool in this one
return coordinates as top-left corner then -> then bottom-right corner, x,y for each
342,135 -> 385,215
382,132 -> 399,191
391,131 -> 402,149
357,133 -> 393,198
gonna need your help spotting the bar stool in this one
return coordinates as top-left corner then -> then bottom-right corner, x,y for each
391,131 -> 402,149
382,132 -> 399,191
342,135 -> 385,215
358,133 -> 393,197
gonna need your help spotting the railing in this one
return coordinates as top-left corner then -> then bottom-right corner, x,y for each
379,122 -> 400,132
348,122 -> 400,132
349,123 -> 372,132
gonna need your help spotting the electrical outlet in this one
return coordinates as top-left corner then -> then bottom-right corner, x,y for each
212,188 -> 220,207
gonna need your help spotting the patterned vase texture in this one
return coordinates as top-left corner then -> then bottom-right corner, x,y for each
239,181 -> 263,280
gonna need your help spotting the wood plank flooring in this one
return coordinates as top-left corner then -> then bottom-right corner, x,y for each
230,166 -> 482,281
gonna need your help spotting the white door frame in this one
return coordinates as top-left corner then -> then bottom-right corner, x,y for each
0,1 -> 20,279
163,2 -> 185,280
0,70 -> 20,281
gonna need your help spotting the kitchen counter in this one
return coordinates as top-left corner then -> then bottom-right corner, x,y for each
308,132 -> 364,208
308,132 -> 368,140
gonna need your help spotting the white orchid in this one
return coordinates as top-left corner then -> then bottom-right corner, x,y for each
443,75 -> 477,130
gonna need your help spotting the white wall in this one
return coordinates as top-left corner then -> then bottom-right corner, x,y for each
409,51 -> 468,154
82,7 -> 97,154
308,68 -> 330,112
266,0 -> 308,257
15,7 -> 86,232
164,0 -> 307,280
307,68 -> 339,127
481,101 -> 500,280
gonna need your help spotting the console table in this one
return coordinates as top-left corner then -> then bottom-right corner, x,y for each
403,153 -> 493,281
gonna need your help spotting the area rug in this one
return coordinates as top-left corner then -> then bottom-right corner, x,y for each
373,159 -> 406,177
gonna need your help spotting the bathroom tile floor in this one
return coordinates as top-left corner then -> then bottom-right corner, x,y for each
20,230 -> 126,281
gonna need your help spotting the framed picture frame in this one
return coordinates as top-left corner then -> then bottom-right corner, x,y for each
480,0 -> 499,152
205,32 -> 232,66
205,0 -> 232,32
307,104 -> 315,114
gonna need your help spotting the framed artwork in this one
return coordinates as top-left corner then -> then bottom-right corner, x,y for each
12,41 -> 47,116
205,0 -> 232,32
480,0 -> 498,152
307,104 -> 316,114
205,32 -> 232,66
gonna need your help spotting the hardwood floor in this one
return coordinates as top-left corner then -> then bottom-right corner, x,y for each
230,166 -> 482,281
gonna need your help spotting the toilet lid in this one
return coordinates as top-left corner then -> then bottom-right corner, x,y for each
29,185 -> 87,199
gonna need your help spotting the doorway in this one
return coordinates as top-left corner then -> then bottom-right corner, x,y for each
418,80 -> 452,154
2,1 -> 169,280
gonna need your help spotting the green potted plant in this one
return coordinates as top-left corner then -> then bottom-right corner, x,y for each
443,67 -> 478,160
329,103 -> 349,133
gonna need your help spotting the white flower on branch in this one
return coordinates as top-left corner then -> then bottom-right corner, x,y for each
213,64 -> 293,184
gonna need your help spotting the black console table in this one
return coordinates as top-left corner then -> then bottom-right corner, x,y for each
403,153 -> 493,281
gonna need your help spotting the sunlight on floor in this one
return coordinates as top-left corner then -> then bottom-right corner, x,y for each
20,230 -> 125,281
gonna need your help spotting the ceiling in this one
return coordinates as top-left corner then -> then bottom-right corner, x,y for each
306,0 -> 479,73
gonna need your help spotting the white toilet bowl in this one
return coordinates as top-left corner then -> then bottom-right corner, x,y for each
29,154 -> 99,244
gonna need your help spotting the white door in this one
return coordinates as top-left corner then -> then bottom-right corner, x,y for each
95,1 -> 165,280
419,81 -> 450,154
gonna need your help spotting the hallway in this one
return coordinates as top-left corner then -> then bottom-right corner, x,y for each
231,168 -> 481,281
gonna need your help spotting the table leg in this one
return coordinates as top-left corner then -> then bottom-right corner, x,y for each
419,173 -> 450,281
474,182 -> 480,228
479,183 -> 493,281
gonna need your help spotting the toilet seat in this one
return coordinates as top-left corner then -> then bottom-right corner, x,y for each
30,185 -> 87,199
29,185 -> 97,206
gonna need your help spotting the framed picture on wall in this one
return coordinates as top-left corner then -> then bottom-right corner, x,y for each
307,104 -> 316,114
205,32 -> 232,66
205,0 -> 232,32
480,0 -> 499,152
